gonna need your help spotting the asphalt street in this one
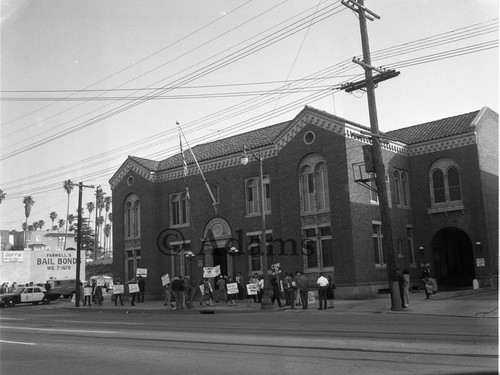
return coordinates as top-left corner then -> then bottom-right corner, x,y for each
0,288 -> 497,375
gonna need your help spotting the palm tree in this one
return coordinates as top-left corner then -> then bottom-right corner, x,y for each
63,179 -> 74,250
86,202 -> 95,225
32,221 -> 40,231
102,196 -> 112,255
23,196 -> 35,248
58,219 -> 65,230
49,211 -> 58,230
38,219 -> 45,230
0,189 -> 6,204
104,223 -> 111,258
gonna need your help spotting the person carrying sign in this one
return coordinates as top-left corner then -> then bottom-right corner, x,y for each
226,276 -> 238,306
199,278 -> 214,307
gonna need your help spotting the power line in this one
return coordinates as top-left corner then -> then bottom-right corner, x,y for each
1,20 -> 497,198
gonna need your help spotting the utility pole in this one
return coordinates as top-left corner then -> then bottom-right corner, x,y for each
74,182 -> 95,307
341,0 -> 402,310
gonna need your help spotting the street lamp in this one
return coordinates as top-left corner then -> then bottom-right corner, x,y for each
185,250 -> 195,285
229,246 -> 239,279
240,146 -> 273,310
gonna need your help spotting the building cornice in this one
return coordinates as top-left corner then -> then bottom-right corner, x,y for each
407,132 -> 477,156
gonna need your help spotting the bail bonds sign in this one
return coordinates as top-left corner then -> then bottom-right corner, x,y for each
0,250 -> 85,284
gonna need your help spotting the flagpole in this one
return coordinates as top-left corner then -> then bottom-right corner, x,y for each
178,124 -> 218,213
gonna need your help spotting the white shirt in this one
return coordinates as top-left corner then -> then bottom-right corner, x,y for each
317,276 -> 329,287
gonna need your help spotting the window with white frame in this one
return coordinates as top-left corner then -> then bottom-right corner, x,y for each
298,154 -> 330,214
302,226 -> 333,270
170,192 -> 190,226
406,226 -> 416,266
245,176 -> 271,216
246,232 -> 273,273
372,222 -> 385,267
124,194 -> 140,239
429,158 -> 462,206
394,169 -> 410,207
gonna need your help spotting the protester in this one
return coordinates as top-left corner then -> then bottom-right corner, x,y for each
226,276 -> 238,306
236,272 -> 245,300
83,281 -> 92,307
424,276 -> 438,299
257,275 -> 264,304
129,278 -> 138,306
200,278 -> 213,307
297,271 -> 309,310
114,279 -> 124,306
91,279 -> 97,304
164,282 -> 173,308
293,271 -> 302,307
171,275 -> 185,310
216,275 -> 227,303
270,274 -> 282,308
247,273 -> 259,307
421,261 -> 431,293
95,284 -> 103,305
283,272 -> 295,310
138,276 -> 146,303
326,276 -> 335,309
316,273 -> 329,310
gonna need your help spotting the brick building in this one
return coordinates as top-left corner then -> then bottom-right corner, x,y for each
110,106 -> 498,299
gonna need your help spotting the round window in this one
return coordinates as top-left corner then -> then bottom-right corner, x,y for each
304,131 -> 315,145
127,176 -> 135,186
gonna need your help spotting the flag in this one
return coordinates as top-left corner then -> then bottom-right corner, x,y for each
179,131 -> 190,200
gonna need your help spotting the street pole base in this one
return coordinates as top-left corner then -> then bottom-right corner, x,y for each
260,298 -> 274,310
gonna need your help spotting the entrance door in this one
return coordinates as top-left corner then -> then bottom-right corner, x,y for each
431,228 -> 475,288
213,248 -> 228,277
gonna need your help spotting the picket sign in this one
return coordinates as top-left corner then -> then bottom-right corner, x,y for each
129,283 -> 139,293
246,284 -> 258,296
113,284 -> 124,294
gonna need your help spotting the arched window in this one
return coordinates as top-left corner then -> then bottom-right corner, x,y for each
244,176 -> 271,216
170,192 -> 190,226
429,159 -> 463,210
124,194 -> 140,239
298,154 -> 330,214
393,169 -> 410,207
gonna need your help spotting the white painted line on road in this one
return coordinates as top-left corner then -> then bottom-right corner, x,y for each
1,326 -> 117,334
58,320 -> 144,326
0,317 -> 25,321
0,340 -> 35,346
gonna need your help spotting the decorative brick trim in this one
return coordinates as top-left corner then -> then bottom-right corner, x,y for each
408,133 -> 477,156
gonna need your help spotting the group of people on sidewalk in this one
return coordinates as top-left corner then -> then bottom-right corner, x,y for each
271,271 -> 336,310
161,271 -> 337,311
81,276 -> 146,307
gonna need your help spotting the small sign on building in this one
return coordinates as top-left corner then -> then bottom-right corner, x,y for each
476,258 -> 485,267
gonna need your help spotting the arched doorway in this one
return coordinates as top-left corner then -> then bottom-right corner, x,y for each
431,228 -> 475,288
202,218 -> 233,277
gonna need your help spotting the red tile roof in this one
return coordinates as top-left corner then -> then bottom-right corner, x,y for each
156,121 -> 290,172
385,110 -> 479,145
127,107 -> 482,172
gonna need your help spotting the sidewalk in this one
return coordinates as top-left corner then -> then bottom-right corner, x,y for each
55,288 -> 498,318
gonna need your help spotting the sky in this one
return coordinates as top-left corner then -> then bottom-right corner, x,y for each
0,0 -> 498,232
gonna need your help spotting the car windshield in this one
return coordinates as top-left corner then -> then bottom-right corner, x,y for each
13,287 -> 25,294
